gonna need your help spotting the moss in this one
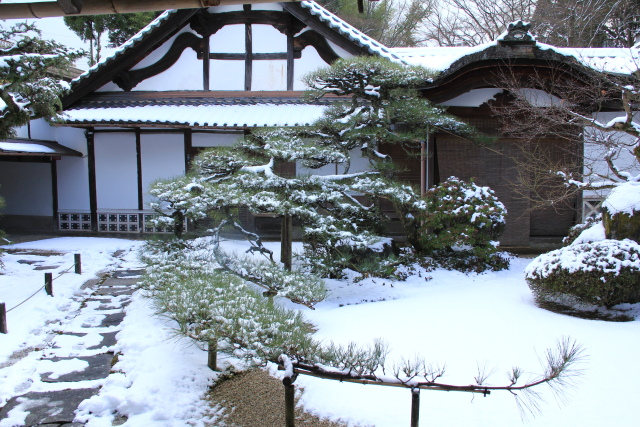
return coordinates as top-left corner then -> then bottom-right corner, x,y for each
603,210 -> 640,243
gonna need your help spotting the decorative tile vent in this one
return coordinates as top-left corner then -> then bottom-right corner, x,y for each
582,198 -> 603,221
59,213 -> 92,231
98,213 -> 141,233
59,211 -> 184,234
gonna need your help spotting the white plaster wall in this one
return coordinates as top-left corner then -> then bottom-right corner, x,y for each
293,45 -> 331,90
251,3 -> 283,11
439,89 -> 503,107
211,24 -> 245,54
297,147 -> 369,176
208,4 -> 244,13
193,132 -> 243,147
0,162 -> 52,215
94,132 -> 138,210
253,24 -> 286,53
54,126 -> 91,211
131,27 -> 196,71
141,133 -> 185,208
133,47 -> 203,91
252,60 -> 287,90
327,41 -> 353,60
583,111 -> 640,199
210,60 -> 245,90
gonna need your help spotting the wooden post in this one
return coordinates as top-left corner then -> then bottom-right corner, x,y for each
207,340 -> 217,371
44,273 -> 53,297
281,214 -> 292,271
74,254 -> 82,274
283,378 -> 296,427
263,289 -> 277,307
410,388 -> 420,427
0,302 -> 7,334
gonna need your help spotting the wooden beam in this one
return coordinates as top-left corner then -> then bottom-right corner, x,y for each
0,0 -> 290,19
56,0 -> 83,14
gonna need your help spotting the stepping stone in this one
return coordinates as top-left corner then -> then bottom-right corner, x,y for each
99,312 -> 126,328
41,353 -> 114,382
17,260 -> 40,265
87,332 -> 118,350
103,277 -> 140,286
0,388 -> 98,426
34,265 -> 58,270
113,269 -> 145,278
93,287 -> 135,297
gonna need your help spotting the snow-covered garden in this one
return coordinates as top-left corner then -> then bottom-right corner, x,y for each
1,236 -> 640,426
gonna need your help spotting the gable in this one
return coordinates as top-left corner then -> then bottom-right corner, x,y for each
63,1 -> 403,108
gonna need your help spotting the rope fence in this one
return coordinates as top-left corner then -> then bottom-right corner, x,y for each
0,254 -> 82,334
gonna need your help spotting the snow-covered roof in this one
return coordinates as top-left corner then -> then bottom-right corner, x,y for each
64,101 -> 328,128
0,138 -> 83,157
71,10 -> 177,87
299,1 -> 405,63
391,43 -> 640,75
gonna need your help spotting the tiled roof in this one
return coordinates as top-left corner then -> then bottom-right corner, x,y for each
0,138 -> 83,157
63,97 -> 332,128
299,1 -> 405,63
391,44 -> 640,75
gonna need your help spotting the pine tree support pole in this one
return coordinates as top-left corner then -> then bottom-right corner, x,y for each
207,340 -> 217,371
410,388 -> 420,427
0,303 -> 7,334
44,273 -> 53,297
283,374 -> 297,427
74,253 -> 82,274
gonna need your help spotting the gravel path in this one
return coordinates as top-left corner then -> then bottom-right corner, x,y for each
209,369 -> 348,427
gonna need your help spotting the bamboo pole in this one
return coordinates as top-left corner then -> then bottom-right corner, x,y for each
0,0 -> 295,20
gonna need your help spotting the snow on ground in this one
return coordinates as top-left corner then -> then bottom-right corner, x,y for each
2,237 -> 640,426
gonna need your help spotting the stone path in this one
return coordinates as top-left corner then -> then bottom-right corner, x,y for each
0,266 -> 142,426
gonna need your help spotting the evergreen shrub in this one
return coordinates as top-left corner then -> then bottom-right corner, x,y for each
525,239 -> 640,307
419,177 -> 509,272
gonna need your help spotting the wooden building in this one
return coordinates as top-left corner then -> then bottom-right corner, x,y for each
1,2 -> 638,247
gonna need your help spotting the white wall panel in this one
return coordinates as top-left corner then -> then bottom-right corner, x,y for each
141,133 -> 185,207
293,46 -> 329,90
192,132 -> 243,147
0,162 -> 52,215
211,24 -> 245,53
94,132 -> 138,210
252,60 -> 287,91
133,48 -> 203,91
253,25 -> 286,53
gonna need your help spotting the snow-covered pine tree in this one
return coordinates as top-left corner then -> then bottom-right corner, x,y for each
0,22 -> 82,139
150,57 -> 486,280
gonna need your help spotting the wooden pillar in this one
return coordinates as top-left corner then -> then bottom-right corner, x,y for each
244,4 -> 252,91
184,128 -> 193,172
283,378 -> 296,427
86,128 -> 98,231
208,340 -> 217,371
135,128 -> 143,211
50,157 -> 59,231
286,33 -> 294,91
203,34 -> 210,91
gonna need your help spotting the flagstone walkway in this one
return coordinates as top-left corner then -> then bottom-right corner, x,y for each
0,266 -> 141,426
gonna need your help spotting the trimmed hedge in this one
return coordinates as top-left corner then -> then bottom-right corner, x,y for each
525,239 -> 640,308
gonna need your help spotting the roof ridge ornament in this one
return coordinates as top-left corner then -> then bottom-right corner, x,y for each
497,21 -> 536,47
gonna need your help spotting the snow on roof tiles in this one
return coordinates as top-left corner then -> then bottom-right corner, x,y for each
299,1 -> 405,63
391,43 -> 640,75
63,102 -> 328,128
71,10 -> 176,87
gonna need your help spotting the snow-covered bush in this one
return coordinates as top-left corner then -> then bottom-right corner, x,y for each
419,177 -> 509,272
563,213 -> 604,246
602,181 -> 640,243
525,239 -> 640,307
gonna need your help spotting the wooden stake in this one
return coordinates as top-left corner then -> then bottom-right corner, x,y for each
0,302 -> 7,334
207,340 -> 217,371
410,388 -> 420,427
74,254 -> 82,274
284,381 -> 295,427
44,273 -> 53,297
